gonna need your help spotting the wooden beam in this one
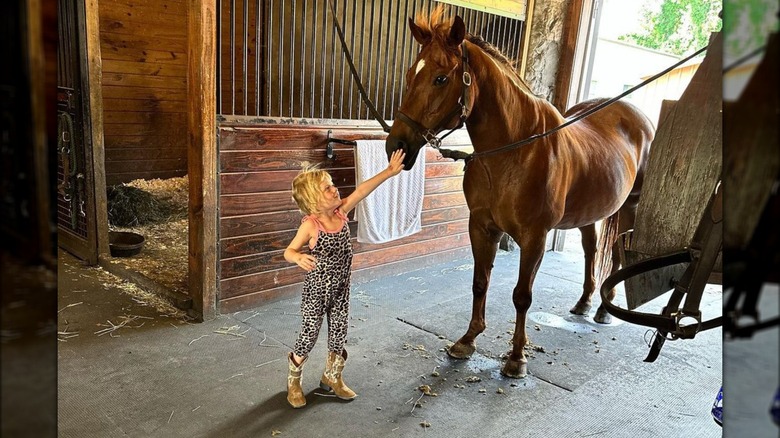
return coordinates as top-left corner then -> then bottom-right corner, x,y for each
518,0 -> 534,77
552,0 -> 583,113
187,0 -> 218,320
25,0 -> 53,265
85,0 -> 110,259
436,0 -> 526,20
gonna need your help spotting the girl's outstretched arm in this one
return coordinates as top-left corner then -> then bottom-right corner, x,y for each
339,149 -> 406,214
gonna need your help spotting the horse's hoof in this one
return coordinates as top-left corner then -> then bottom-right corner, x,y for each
594,307 -> 613,324
447,341 -> 476,359
570,301 -> 592,315
500,359 -> 527,378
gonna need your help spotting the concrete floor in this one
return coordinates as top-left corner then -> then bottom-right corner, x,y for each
54,230 -> 737,438
723,283 -> 779,437
1,252 -> 57,438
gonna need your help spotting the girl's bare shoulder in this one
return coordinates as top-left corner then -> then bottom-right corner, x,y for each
299,216 -> 319,235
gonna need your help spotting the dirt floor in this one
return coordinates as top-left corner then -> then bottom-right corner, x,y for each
107,176 -> 189,296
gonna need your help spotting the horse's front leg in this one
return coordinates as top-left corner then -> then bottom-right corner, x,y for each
447,222 -> 501,359
503,230 -> 546,378
571,223 -> 597,316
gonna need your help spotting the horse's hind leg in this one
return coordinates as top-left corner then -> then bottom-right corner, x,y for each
594,207 -> 636,323
502,229 -> 547,378
448,223 -> 501,359
570,223 -> 597,316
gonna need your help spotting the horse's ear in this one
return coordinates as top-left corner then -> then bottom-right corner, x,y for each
448,16 -> 466,47
409,17 -> 430,45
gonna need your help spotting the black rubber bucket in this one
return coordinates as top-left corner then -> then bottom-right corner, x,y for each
109,231 -> 145,257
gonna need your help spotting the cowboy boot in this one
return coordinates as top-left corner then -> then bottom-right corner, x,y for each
287,353 -> 307,408
319,349 -> 357,400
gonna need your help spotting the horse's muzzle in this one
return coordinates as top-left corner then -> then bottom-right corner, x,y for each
385,136 -> 420,170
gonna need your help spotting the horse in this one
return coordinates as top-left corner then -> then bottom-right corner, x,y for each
384,7 -> 654,378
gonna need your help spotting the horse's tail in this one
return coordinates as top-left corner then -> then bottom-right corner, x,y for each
596,212 -> 620,288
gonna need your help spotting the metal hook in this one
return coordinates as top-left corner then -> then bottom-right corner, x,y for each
325,129 -> 357,160
326,130 -> 335,160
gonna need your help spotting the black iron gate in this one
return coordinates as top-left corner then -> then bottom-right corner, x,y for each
57,0 -> 98,263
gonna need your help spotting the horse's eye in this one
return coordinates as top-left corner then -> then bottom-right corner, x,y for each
434,75 -> 448,86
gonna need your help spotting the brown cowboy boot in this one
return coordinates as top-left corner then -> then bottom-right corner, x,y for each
287,353 -> 307,408
319,349 -> 357,400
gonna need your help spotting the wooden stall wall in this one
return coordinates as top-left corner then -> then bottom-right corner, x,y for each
217,123 -> 472,312
99,0 -> 188,184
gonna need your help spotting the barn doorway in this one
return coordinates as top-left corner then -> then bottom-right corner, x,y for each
554,0 -> 718,251
569,0 -> 717,127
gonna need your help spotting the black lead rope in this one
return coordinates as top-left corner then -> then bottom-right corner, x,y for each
723,44 -> 766,73
465,45 -> 709,162
327,1 -> 730,163
327,0 -> 392,133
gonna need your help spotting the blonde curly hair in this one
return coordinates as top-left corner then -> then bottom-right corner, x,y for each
291,163 -> 332,215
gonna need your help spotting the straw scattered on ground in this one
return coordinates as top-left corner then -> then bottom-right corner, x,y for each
108,176 -> 189,297
87,265 -> 189,320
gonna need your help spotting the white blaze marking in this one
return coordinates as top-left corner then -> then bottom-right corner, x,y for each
414,59 -> 426,77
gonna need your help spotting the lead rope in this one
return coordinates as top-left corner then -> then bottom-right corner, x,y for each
444,39 -> 767,164
455,44 -> 709,162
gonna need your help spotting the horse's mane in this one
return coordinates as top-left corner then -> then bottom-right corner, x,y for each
465,34 -> 517,70
415,6 -> 535,95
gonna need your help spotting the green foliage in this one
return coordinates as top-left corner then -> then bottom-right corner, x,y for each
722,0 -> 779,61
618,0 -> 723,56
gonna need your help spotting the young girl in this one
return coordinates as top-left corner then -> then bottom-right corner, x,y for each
283,149 -> 406,408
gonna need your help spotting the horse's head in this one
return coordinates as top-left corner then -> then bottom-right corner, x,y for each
386,9 -> 470,170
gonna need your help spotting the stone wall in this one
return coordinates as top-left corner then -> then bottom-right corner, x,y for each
524,0 -> 569,103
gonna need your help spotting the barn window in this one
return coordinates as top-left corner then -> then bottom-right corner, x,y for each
216,0 -> 527,119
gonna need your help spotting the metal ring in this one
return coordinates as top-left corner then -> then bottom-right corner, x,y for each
423,131 -> 441,149
463,71 -> 472,86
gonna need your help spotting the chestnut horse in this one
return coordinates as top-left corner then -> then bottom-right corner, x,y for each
385,8 -> 654,378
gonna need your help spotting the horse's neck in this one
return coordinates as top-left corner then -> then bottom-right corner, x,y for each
467,49 -> 564,151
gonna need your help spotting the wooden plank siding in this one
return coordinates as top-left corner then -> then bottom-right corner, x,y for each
217,123 -> 473,312
99,0 -> 189,184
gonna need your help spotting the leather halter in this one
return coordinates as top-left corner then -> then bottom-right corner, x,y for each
396,42 -> 473,149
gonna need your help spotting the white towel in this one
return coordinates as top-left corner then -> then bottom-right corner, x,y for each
355,140 -> 425,244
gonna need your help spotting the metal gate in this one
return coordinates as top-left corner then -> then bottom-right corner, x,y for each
57,0 -> 98,263
217,0 -> 527,119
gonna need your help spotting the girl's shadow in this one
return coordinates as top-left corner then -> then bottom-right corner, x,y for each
204,388 -> 351,437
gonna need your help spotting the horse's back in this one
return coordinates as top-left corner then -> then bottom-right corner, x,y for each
566,98 -> 655,152
551,98 -> 654,227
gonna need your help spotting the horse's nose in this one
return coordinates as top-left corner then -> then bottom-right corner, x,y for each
386,136 -> 406,160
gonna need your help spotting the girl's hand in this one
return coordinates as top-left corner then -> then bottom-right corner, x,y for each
296,254 -> 317,272
386,149 -> 406,176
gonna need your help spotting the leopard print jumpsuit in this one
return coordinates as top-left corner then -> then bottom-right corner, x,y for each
292,209 -> 353,358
